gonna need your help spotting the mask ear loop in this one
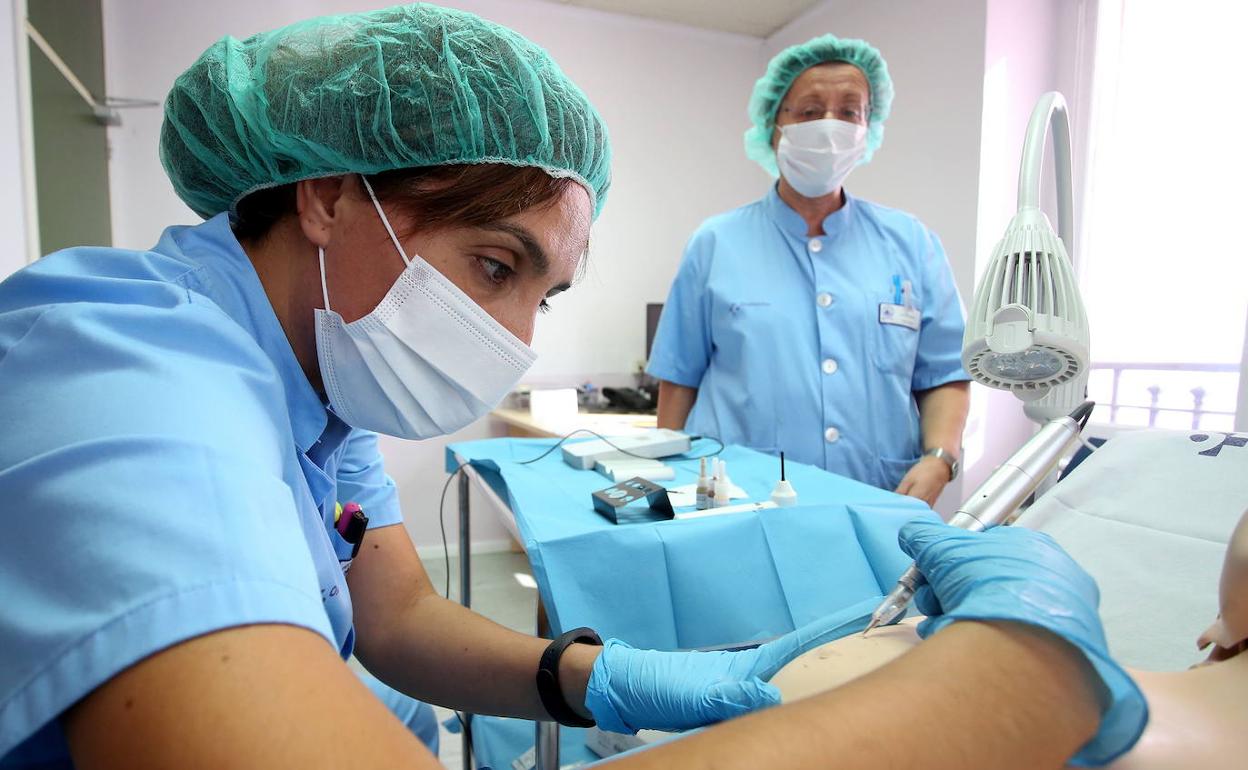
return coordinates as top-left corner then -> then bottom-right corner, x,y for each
360,174 -> 414,269
317,246 -> 332,313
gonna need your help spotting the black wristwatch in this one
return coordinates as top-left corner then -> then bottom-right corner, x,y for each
536,627 -> 603,727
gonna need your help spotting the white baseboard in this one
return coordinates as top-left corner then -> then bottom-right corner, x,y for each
414,539 -> 515,561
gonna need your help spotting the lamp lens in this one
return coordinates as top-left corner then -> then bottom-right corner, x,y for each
981,348 -> 1063,381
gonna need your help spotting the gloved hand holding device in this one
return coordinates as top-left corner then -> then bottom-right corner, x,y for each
899,518 -> 1148,766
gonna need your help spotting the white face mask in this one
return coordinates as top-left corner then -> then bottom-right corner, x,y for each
313,178 -> 537,439
776,118 -> 868,199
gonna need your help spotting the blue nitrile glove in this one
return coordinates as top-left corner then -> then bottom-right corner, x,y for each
899,518 -> 1148,767
583,596 -> 879,734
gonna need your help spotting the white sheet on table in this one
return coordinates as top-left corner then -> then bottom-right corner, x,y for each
1026,428 -> 1248,671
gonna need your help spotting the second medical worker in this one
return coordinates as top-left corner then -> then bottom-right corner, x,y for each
649,35 -> 971,505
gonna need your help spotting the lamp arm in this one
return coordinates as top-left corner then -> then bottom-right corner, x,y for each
1017,91 -> 1075,260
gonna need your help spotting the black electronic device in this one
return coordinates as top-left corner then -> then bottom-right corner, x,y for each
645,303 -> 664,360
591,477 -> 674,524
601,386 -> 655,413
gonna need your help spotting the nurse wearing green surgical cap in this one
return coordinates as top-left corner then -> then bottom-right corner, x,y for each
0,3 -> 900,763
649,35 -> 972,507
0,7 -> 1145,769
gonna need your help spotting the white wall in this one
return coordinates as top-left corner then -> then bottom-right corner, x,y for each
0,0 -> 32,278
101,0 -> 768,550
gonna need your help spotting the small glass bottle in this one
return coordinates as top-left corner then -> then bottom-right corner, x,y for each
695,457 -> 709,510
713,459 -> 731,508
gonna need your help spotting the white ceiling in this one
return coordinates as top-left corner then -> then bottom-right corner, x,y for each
548,0 -> 823,38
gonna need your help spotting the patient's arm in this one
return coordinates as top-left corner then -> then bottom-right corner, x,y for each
616,621 -> 1100,770
772,620 -> 1248,770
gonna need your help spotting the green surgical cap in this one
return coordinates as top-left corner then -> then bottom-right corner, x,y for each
744,34 -> 893,176
161,3 -> 612,220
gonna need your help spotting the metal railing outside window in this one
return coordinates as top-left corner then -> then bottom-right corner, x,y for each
1088,363 -> 1239,431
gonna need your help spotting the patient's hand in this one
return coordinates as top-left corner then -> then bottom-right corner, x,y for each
769,617 -> 923,703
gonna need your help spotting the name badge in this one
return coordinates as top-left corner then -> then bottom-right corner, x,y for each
879,303 -> 921,331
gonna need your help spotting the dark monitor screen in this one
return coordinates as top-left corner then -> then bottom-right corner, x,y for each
645,303 -> 663,361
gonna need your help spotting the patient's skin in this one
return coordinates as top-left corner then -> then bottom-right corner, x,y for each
772,511 -> 1248,769
1110,654 -> 1248,769
773,622 -> 1248,769
770,617 -> 921,701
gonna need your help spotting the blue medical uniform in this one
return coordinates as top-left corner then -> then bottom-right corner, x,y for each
647,187 -> 969,491
0,215 -> 433,765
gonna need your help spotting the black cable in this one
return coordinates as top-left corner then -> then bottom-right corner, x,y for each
437,463 -> 466,600
516,429 -> 727,466
436,463 -> 474,763
672,434 -> 726,462
1063,401 -> 1099,456
1071,400 -> 1095,430
453,711 -> 473,763
515,428 -> 663,464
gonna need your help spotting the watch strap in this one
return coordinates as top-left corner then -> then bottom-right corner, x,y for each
536,627 -> 602,728
924,447 -> 960,480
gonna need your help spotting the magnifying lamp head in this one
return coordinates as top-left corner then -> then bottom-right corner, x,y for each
963,91 -> 1093,423
963,208 -> 1091,421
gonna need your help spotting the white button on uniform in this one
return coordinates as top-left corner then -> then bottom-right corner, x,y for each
808,238 -> 823,253
822,358 -> 839,375
816,292 -> 833,308
824,426 -> 840,443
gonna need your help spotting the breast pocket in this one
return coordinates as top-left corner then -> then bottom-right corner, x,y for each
328,524 -> 357,572
873,279 -> 923,381
874,322 -> 919,377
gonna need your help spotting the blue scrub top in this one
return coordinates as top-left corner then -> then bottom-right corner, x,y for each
0,215 -> 403,765
647,187 -> 969,491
